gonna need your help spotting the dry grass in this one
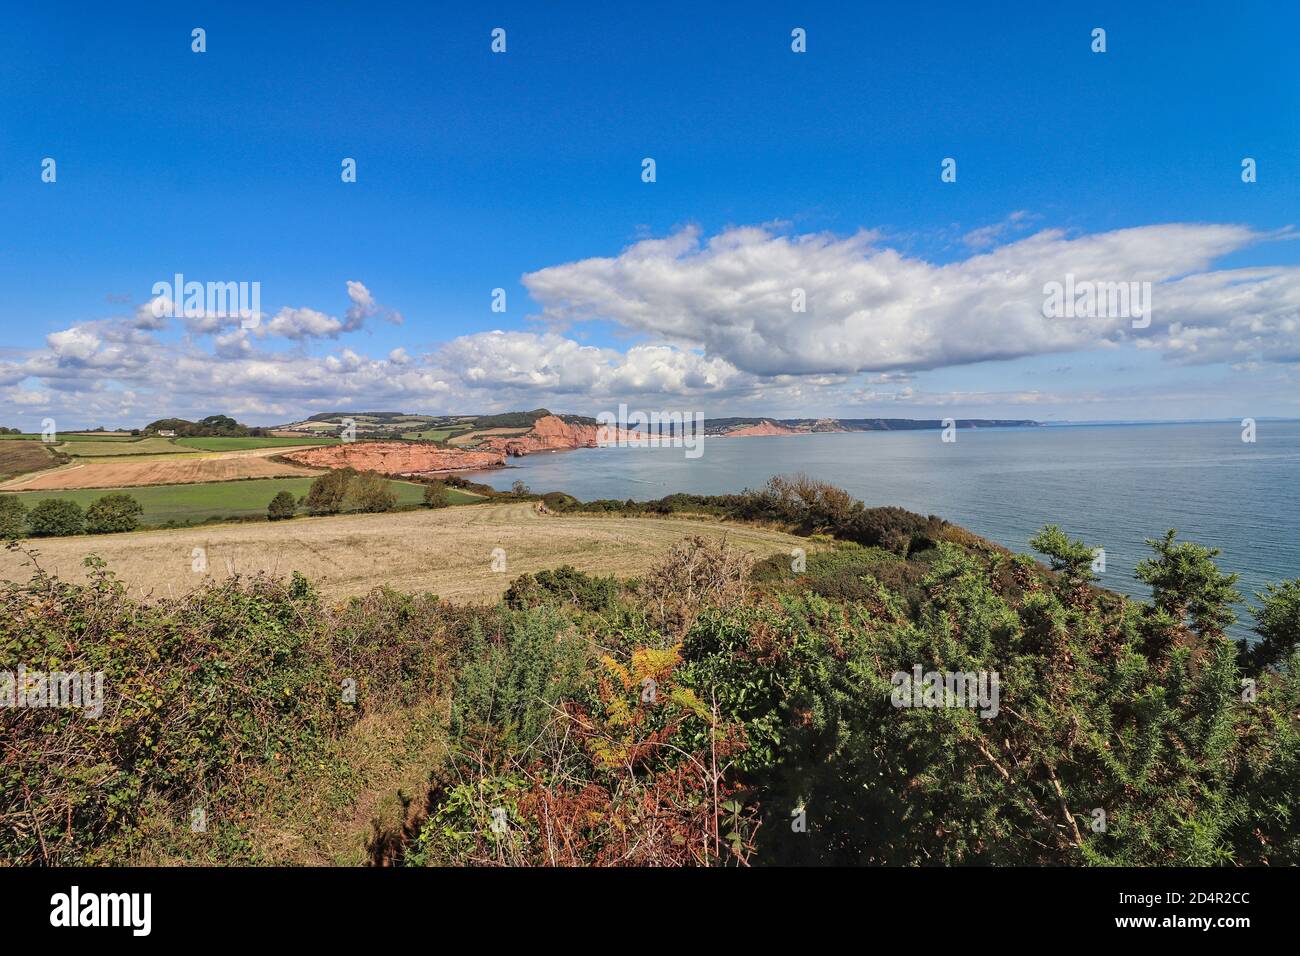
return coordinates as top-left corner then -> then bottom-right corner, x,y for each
0,501 -> 814,603
0,446 -> 323,490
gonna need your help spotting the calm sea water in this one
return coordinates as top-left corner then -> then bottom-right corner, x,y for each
464,421 -> 1300,640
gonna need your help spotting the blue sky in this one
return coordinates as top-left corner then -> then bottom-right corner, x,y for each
1,1 -> 1297,428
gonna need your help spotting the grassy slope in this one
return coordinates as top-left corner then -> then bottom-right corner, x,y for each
6,477 -> 475,525
400,428 -> 460,441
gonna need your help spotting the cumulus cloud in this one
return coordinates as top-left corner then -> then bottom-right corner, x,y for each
438,330 -> 749,396
345,280 -> 402,330
264,307 -> 344,341
170,281 -> 400,340
524,222 -> 1299,374
3,222 -> 1297,428
46,327 -> 102,363
2,321 -> 755,428
133,296 -> 172,330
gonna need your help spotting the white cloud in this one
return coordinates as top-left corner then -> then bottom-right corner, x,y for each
46,327 -> 102,362
439,330 -> 748,395
177,282 -> 399,340
963,210 -> 1035,250
133,296 -> 172,330
264,307 -> 344,341
524,222 -> 1299,374
3,223 -> 1298,428
345,280 -> 401,329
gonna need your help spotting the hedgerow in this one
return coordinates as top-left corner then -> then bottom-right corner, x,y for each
3,480 -> 1298,867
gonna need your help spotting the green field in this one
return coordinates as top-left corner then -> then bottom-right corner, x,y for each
62,437 -> 189,457
0,433 -> 136,442
6,477 -> 480,526
175,436 -> 342,451
399,427 -> 471,441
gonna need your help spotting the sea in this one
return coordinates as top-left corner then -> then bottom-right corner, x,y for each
463,420 -> 1300,642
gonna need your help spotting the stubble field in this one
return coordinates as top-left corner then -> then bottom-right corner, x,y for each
0,501 -> 811,602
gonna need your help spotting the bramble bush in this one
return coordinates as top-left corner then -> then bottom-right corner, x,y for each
0,555 -> 461,865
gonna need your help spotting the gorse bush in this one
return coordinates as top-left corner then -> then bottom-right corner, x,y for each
684,532 -> 1300,865
638,535 -> 754,635
1248,579 -> 1300,669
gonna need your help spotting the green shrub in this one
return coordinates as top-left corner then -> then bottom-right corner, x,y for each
84,493 -> 143,534
346,471 -> 397,513
303,468 -> 356,515
0,565 -> 461,865
422,481 -> 450,509
1245,579 -> 1300,670
679,531 -> 1300,866
26,498 -> 85,537
541,491 -> 578,511
267,490 -> 297,521
0,495 -> 27,539
450,608 -> 590,748
504,565 -> 619,612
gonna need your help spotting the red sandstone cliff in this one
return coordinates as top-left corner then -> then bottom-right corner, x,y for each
282,416 -> 658,473
282,442 -> 504,475
482,414 -> 644,457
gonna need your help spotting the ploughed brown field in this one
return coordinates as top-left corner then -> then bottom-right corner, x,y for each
0,445 -> 324,490
0,441 -> 59,479
0,501 -> 812,603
